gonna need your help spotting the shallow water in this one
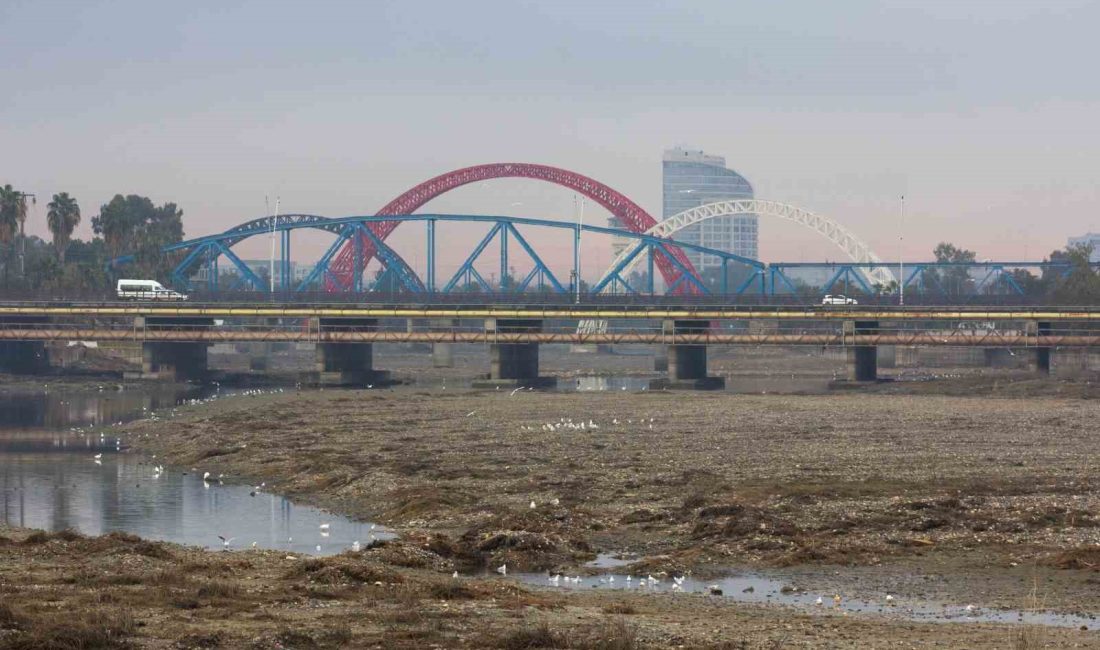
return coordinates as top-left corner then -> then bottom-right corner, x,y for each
513,570 -> 1097,629
0,386 -> 391,555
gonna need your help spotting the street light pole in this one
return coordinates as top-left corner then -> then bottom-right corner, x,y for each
899,195 -> 905,307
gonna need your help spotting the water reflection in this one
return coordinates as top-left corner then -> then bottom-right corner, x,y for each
0,386 -> 391,556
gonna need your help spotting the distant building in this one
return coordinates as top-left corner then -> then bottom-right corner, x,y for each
662,147 -> 756,273
1067,233 -> 1100,262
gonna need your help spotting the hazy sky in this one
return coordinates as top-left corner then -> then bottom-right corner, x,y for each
4,0 -> 1099,280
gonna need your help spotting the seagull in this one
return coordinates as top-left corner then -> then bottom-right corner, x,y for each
217,535 -> 234,549
202,471 -> 213,482
316,544 -> 322,552
965,604 -> 976,614
319,523 -> 330,531
93,453 -> 102,460
251,542 -> 258,548
885,594 -> 895,605
673,576 -> 685,586
452,571 -> 459,579
496,564 -> 507,576
815,596 -> 823,606
529,500 -> 536,509
352,541 -> 361,552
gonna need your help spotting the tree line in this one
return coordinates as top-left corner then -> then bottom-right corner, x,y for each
0,184 -> 184,294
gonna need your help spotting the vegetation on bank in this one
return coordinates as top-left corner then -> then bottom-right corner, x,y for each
0,185 -> 184,295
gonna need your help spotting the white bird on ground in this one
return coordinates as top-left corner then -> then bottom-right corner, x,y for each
496,564 -> 507,576
815,596 -> 823,606
202,471 -> 213,482
217,535 -> 234,548
885,594 -> 895,605
316,544 -> 322,552
352,541 -> 361,552
93,453 -> 102,460
319,523 -> 330,531
529,500 -> 536,509
965,604 -> 976,614
551,498 -> 560,506
452,571 -> 459,579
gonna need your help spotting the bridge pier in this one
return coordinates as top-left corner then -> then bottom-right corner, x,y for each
0,316 -> 50,375
430,319 -> 458,368
1027,321 -> 1052,375
0,341 -> 49,375
474,318 -> 555,388
845,320 -> 878,382
124,317 -> 211,381
650,320 -> 724,390
314,318 -> 390,386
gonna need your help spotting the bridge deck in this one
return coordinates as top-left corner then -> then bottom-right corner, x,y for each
1,301 -> 1100,321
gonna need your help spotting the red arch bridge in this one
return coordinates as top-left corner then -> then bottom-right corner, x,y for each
108,163 -> 1091,299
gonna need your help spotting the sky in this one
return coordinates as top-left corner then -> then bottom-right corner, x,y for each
3,0 -> 1099,281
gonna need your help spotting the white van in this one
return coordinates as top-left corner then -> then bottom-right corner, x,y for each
116,279 -> 189,301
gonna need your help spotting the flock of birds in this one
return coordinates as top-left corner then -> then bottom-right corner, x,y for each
516,416 -> 658,433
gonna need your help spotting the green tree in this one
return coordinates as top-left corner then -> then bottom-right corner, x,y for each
0,184 -> 31,284
46,192 -> 81,263
91,194 -> 184,281
929,242 -> 977,297
1047,243 -> 1100,304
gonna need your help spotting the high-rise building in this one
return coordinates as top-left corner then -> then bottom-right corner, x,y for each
662,147 -> 756,272
1067,233 -> 1100,262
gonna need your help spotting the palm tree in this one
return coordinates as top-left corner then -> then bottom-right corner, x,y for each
0,184 -> 28,283
46,192 -> 81,263
0,184 -> 20,246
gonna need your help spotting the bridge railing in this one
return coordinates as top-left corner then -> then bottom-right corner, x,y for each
1,287 -> 1091,308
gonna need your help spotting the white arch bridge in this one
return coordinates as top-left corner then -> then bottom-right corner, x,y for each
594,199 -> 896,293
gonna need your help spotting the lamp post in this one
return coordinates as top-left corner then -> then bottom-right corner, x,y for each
899,195 -> 905,307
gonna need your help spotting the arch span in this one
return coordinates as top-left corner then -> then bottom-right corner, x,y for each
326,163 -> 702,293
596,199 -> 895,290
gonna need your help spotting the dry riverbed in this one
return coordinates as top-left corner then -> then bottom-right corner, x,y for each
2,385 -> 1098,648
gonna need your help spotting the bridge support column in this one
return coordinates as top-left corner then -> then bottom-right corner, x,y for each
430,319 -> 458,368
125,317 -> 210,381
474,318 -> 555,388
0,316 -> 50,375
1027,321 -> 1052,375
0,342 -> 49,375
651,320 -> 724,390
314,318 -> 390,386
844,320 -> 878,382
139,342 -> 209,381
983,348 -> 1013,368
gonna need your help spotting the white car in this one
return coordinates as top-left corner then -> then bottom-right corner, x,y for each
821,294 -> 858,306
117,279 -> 189,301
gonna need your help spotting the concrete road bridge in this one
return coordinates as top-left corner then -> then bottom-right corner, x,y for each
0,301 -> 1096,388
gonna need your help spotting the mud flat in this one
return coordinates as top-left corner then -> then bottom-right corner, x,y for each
3,384 -> 1063,647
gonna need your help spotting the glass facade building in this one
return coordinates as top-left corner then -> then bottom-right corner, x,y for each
662,147 -> 756,272
1067,233 -> 1100,262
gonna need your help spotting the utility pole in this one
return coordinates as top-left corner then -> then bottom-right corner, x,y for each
899,195 -> 905,307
